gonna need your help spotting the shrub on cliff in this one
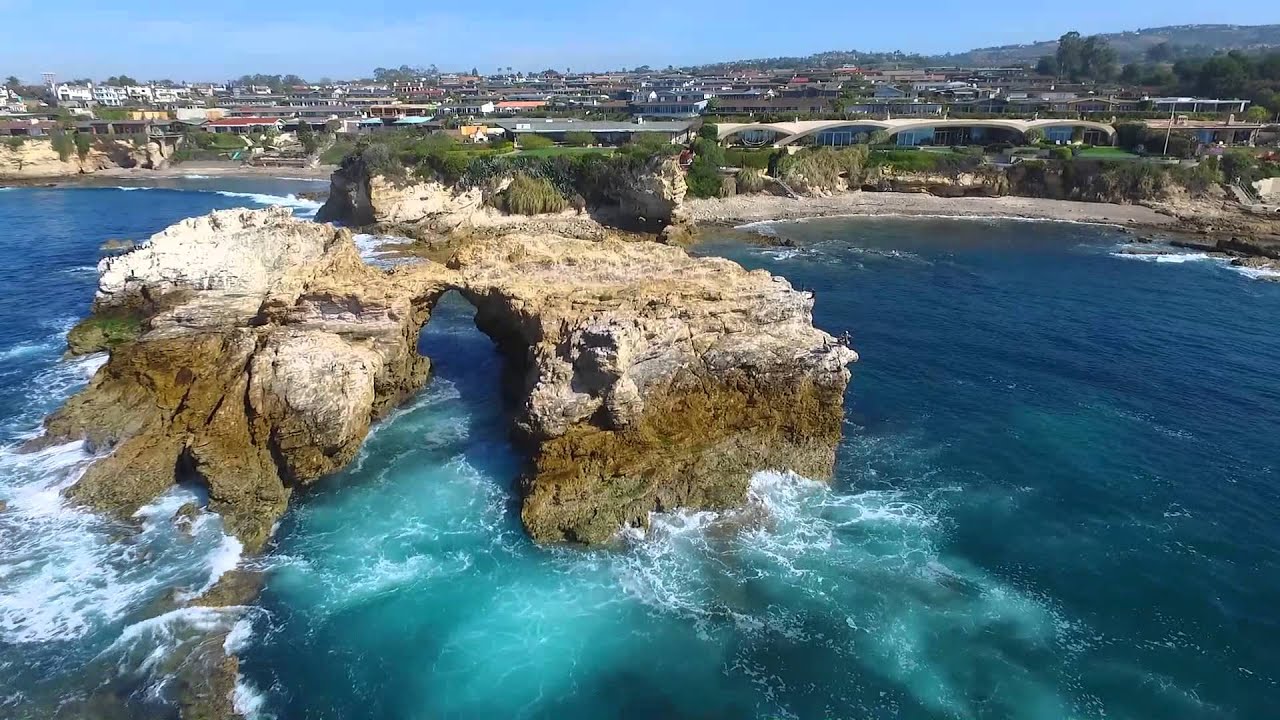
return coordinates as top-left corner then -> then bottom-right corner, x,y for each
50,129 -> 73,161
499,173 -> 568,214
74,132 -> 92,160
778,146 -> 871,193
735,168 -> 766,194
686,156 -> 723,198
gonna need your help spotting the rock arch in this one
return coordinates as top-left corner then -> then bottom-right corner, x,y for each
41,208 -> 857,549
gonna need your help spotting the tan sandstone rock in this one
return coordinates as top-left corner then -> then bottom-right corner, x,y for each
38,207 -> 856,551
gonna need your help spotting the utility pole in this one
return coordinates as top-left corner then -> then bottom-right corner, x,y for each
1162,105 -> 1175,157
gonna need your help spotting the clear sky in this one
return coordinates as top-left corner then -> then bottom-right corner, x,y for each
4,0 -> 1278,82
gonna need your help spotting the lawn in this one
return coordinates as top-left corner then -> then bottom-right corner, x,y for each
1076,146 -> 1140,159
515,146 -> 615,158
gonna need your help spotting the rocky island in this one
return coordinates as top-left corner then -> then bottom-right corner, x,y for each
37,206 -> 856,549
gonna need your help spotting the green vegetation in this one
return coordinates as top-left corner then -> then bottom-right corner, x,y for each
868,148 -> 952,173
296,121 -> 318,154
320,139 -> 356,165
1075,146 -> 1138,159
66,312 -> 142,354
4,136 -> 24,151
697,123 -> 719,141
184,130 -> 248,151
50,130 -> 73,161
497,173 -> 568,214
1023,128 -> 1045,145
74,132 -> 92,160
621,132 -> 681,158
734,168 -> 767,193
724,148 -> 774,170
685,138 -> 727,198
516,134 -> 554,150
516,146 -> 613,158
775,146 -> 873,193
563,131 -> 596,147
1036,31 -> 1118,82
1049,146 -> 1073,162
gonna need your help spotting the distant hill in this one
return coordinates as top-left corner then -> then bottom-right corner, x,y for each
953,24 -> 1280,65
687,24 -> 1280,72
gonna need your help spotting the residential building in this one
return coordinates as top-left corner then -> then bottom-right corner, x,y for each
489,117 -> 697,145
91,85 -> 126,107
56,84 -> 92,106
205,116 -> 283,134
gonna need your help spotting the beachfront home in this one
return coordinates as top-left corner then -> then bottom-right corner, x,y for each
489,118 -> 697,145
205,116 -> 283,135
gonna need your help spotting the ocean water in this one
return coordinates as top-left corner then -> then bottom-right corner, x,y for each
1,185 -> 1279,720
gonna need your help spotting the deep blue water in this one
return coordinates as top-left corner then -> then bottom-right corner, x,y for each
1,185 -> 1278,719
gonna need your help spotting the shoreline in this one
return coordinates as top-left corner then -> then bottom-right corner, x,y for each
0,162 -> 335,186
685,191 -> 1183,232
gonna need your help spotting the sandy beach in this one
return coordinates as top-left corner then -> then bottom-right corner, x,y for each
685,191 -> 1182,230
96,161 -> 337,180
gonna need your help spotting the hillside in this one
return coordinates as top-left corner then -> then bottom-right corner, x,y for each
688,24 -> 1280,71
954,24 -> 1280,65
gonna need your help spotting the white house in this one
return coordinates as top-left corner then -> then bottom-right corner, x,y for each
126,85 -> 153,102
152,88 -> 182,104
92,85 -> 125,107
56,83 -> 92,105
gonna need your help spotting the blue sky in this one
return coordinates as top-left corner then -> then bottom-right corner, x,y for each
4,0 -> 1278,82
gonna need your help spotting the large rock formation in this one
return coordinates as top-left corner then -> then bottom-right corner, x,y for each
40,207 -> 855,549
41,208 -> 453,549
316,152 -> 689,234
452,235 -> 856,542
0,136 -> 167,180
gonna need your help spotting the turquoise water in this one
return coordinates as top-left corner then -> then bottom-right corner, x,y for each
1,184 -> 1279,719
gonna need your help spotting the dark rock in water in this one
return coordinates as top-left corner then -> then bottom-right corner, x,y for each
0,499 -> 7,512
296,190 -> 328,202
172,501 -> 199,534
1116,246 -> 1179,256
99,238 -> 135,253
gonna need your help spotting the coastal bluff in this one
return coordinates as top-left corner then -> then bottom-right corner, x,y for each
38,207 -> 856,548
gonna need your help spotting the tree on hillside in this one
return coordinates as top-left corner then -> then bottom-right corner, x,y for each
1054,32 -> 1117,81
281,74 -> 306,88
1245,106 -> 1271,123
4,76 -> 20,90
296,120 -> 318,154
1145,42 -> 1175,63
104,75 -> 138,86
1035,56 -> 1059,77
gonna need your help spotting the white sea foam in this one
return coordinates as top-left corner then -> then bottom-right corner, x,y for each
213,191 -> 322,216
352,232 -> 416,267
270,176 -> 329,182
1229,264 -> 1280,281
232,675 -> 273,719
179,174 -> 212,179
1111,251 -> 1215,264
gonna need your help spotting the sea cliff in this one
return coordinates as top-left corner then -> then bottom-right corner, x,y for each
37,207 -> 856,549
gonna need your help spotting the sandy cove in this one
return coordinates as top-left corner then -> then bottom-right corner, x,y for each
684,191 -> 1182,230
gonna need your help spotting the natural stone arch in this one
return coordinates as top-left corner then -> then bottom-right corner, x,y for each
43,208 -> 857,549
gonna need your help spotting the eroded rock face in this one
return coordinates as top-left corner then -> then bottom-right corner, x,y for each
42,207 -> 856,551
451,235 -> 857,542
40,207 -> 453,549
316,153 -> 690,233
